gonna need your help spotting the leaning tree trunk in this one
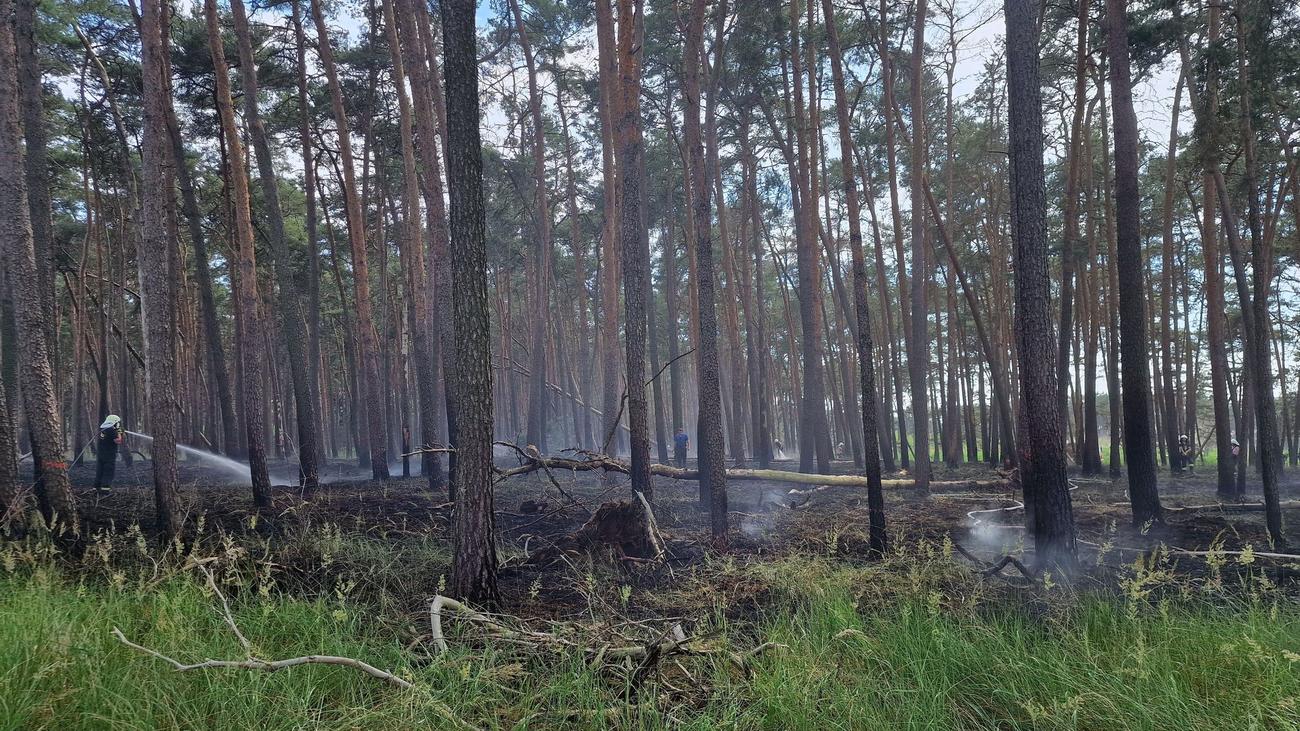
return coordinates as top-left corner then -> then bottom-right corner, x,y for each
1105,0 -> 1162,526
441,0 -> 498,603
1181,1 -> 1235,497
311,0 -> 389,480
384,0 -> 442,492
205,0 -> 273,507
14,0 -> 54,362
165,97 -> 239,457
1,2 -> 77,530
1228,1 -> 1283,541
229,0 -> 320,492
1005,0 -> 1076,569
1158,68 -> 1185,475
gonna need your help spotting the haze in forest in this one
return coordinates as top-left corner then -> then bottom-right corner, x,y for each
0,0 -> 1298,725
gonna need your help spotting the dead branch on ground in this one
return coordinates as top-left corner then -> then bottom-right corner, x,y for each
427,593 -> 778,685
952,542 -> 1038,580
113,566 -> 412,689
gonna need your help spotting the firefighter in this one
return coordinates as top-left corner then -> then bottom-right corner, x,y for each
95,415 -> 123,494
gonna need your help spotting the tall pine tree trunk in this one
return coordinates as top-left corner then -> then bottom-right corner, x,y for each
595,0 -> 623,456
442,0 -> 498,601
1105,0 -> 1162,525
230,0 -> 320,492
823,0 -> 886,554
14,0 -> 54,364
1158,68 -> 1186,474
507,0 -> 555,454
311,0 -> 389,480
382,0 -> 441,491
907,0 -> 931,489
684,0 -> 727,540
1,0 -> 74,527
135,0 -> 179,534
1006,0 -> 1076,568
205,0 -> 273,506
614,0 -> 652,498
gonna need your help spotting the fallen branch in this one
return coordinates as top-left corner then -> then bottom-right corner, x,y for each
952,542 -> 1038,579
980,554 -> 1038,579
1075,537 -> 1300,563
429,594 -> 689,660
496,441 -> 592,515
634,490 -> 666,562
114,567 -> 412,690
1115,500 -> 1300,514
111,629 -> 413,689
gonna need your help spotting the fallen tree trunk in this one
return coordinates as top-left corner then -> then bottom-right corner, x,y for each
486,448 -> 1007,491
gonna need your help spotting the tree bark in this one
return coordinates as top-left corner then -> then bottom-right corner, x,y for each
204,0 -> 273,507
1105,0 -> 1162,526
1005,0 -> 1076,569
907,0 -> 931,490
134,0 -> 179,534
290,1 -> 325,467
396,0 -> 452,487
595,0 -> 623,457
822,0 -> 886,554
441,0 -> 498,601
506,0 -> 555,454
1057,0 -> 1089,444
13,0 -> 54,363
1,3 -> 69,526
1158,68 -> 1185,475
311,0 -> 389,479
683,0 -> 728,540
229,0 -> 320,492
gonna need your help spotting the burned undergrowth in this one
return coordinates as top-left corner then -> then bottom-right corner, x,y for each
5,459 -> 1300,728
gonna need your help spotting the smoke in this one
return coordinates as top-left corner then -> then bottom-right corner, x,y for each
963,500 -> 1025,554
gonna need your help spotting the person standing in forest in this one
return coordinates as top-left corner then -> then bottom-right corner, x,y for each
95,415 -> 122,494
674,427 -> 689,468
1178,435 -> 1194,473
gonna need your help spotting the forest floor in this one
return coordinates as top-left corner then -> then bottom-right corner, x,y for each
3,457 -> 1300,728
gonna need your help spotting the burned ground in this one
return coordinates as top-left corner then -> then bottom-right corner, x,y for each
51,455 -> 1300,619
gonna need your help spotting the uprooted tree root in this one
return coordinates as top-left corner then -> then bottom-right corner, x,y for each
524,493 -> 666,567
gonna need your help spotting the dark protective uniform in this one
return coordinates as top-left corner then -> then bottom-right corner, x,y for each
95,425 -> 121,491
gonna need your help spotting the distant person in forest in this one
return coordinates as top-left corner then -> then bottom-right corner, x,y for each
835,442 -> 846,460
1230,438 -> 1241,469
673,427 -> 689,468
95,415 -> 123,494
1178,435 -> 1194,473
772,438 -> 784,459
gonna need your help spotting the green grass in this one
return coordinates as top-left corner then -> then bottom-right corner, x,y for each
2,555 -> 1298,730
